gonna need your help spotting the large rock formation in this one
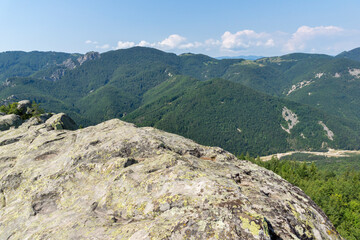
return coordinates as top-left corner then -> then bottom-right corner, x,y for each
0,114 -> 22,131
0,115 -> 343,239
77,51 -> 100,65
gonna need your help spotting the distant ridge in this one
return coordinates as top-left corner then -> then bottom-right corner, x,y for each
216,55 -> 264,60
336,47 -> 360,62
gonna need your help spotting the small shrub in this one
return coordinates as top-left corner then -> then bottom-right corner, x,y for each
0,101 -> 45,120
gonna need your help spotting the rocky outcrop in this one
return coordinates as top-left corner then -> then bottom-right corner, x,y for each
0,98 -> 77,132
16,100 -> 31,114
62,58 -> 77,70
2,79 -> 16,88
45,113 -> 78,130
77,51 -> 100,65
0,116 -> 343,239
0,95 -> 18,106
319,121 -> 334,141
280,106 -> 299,134
48,68 -> 67,81
0,114 -> 22,131
45,52 -> 100,81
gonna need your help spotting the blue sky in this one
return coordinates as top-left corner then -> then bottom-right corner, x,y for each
1,0 -> 360,57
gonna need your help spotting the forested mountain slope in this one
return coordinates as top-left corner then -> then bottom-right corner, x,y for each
125,76 -> 360,155
336,47 -> 360,62
1,47 -> 360,155
0,51 -> 82,82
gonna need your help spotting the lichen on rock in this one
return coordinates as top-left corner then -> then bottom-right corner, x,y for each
0,115 -> 343,239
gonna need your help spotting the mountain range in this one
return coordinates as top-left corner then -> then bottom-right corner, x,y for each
215,55 -> 264,60
1,47 -> 360,155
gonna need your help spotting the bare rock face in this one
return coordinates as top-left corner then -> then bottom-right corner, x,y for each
62,58 -> 77,70
0,116 -> 343,239
77,51 -> 100,65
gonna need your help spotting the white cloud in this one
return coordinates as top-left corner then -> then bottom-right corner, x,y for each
178,41 -> 203,49
116,41 -> 136,49
265,39 -> 275,47
96,44 -> 110,49
85,40 -> 98,44
114,34 -> 202,51
204,39 -> 221,46
158,34 -> 187,49
109,26 -> 358,57
284,25 -> 343,52
138,40 -> 151,47
221,30 -> 274,49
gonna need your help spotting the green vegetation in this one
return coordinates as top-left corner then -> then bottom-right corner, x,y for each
0,47 -> 243,126
0,101 -> 45,120
0,102 -> 21,115
279,152 -> 360,173
222,53 -> 360,122
223,53 -> 333,96
336,47 -> 360,62
286,58 -> 360,121
125,76 -> 360,155
1,47 -> 360,155
0,51 -> 79,82
2,47 -> 360,125
249,156 -> 360,240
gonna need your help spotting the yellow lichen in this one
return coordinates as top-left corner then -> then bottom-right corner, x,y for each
287,201 -> 301,220
137,202 -> 147,212
240,216 -> 261,236
157,194 -> 181,204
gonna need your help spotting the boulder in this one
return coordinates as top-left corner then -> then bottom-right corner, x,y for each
0,114 -> 22,131
0,117 -> 343,239
16,100 -> 31,114
37,113 -> 53,123
45,113 -> 77,130
21,113 -> 54,128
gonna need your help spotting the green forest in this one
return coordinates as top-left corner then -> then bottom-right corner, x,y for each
248,156 -> 360,240
2,47 -> 360,156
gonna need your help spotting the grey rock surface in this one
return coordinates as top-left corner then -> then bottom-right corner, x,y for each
45,113 -> 78,130
0,114 -> 22,131
0,116 -> 343,239
77,51 -> 100,65
62,58 -> 77,70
